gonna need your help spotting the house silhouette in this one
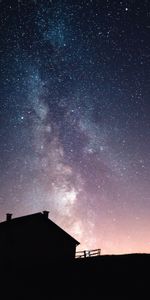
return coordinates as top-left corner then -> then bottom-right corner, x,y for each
0,211 -> 80,265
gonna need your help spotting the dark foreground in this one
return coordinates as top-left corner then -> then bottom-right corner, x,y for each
1,253 -> 150,299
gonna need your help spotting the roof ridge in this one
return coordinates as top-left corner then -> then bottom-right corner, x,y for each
0,212 -> 80,245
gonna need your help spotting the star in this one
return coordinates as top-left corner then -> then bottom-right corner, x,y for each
0,0 -> 150,255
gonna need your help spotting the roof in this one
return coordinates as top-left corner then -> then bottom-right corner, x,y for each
0,212 -> 80,246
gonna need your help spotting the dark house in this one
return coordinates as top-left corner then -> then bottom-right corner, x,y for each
0,211 -> 80,265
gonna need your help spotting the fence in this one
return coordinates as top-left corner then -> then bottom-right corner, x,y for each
75,248 -> 101,259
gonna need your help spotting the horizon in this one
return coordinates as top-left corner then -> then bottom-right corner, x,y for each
0,210 -> 150,255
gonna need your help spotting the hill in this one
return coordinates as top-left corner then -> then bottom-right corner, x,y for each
1,253 -> 149,299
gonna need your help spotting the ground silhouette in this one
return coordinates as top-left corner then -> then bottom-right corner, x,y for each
0,253 -> 149,299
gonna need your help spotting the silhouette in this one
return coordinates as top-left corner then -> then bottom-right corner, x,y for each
0,211 -> 149,299
0,211 -> 79,266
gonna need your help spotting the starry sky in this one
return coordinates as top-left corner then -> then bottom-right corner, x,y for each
1,0 -> 150,254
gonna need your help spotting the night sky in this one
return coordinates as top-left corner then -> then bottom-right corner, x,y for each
1,0 -> 150,254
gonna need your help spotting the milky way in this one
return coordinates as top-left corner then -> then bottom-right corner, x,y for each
1,0 -> 150,254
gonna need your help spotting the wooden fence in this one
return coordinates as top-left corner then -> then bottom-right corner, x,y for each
75,248 -> 101,259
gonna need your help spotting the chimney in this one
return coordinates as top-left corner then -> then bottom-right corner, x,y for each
43,211 -> 49,219
6,213 -> 12,221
